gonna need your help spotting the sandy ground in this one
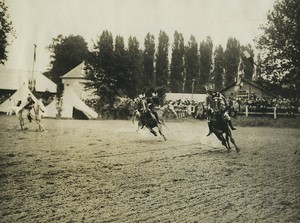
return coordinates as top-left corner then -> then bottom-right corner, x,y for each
0,115 -> 300,223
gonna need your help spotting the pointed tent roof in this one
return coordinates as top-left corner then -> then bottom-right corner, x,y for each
0,66 -> 56,93
0,83 -> 38,113
61,62 -> 85,79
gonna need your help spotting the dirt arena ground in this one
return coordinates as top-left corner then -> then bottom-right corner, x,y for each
0,115 -> 299,223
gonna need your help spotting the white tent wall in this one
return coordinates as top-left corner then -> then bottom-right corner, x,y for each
43,99 -> 57,118
60,86 -> 98,119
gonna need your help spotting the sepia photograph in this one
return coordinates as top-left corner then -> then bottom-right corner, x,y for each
0,0 -> 299,222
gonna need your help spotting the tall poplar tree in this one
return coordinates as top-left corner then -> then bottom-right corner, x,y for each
127,36 -> 143,97
213,45 -> 225,91
170,31 -> 185,93
155,31 -> 169,89
143,33 -> 155,88
199,36 -> 213,91
114,35 -> 129,96
224,37 -> 240,87
184,35 -> 199,93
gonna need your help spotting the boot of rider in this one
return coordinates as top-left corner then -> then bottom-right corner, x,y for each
228,120 -> 236,130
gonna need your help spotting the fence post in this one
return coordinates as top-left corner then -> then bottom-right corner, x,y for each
245,105 -> 248,117
274,106 -> 277,119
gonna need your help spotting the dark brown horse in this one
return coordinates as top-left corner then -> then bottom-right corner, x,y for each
209,112 -> 240,154
132,102 -> 177,132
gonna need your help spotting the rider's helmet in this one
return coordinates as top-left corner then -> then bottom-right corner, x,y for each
205,84 -> 214,95
138,93 -> 145,99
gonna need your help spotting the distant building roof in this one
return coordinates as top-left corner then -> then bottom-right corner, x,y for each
0,66 -> 57,93
61,62 -> 85,79
221,79 -> 277,98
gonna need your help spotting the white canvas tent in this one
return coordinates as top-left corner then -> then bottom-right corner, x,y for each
43,86 -> 98,119
42,99 -> 57,118
0,83 -> 38,114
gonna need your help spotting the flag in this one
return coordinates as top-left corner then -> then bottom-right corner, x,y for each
235,58 -> 244,90
243,50 -> 257,67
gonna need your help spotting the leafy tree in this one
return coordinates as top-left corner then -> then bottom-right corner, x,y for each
170,31 -> 185,93
85,30 -> 118,117
0,1 -> 15,64
199,36 -> 213,91
45,35 -> 89,96
143,33 -> 155,88
184,35 -> 199,93
256,0 -> 300,97
213,45 -> 225,91
155,31 -> 169,89
224,37 -> 240,87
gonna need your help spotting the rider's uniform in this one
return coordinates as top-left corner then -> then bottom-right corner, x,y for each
204,91 -> 236,135
205,91 -> 231,121
24,95 -> 35,122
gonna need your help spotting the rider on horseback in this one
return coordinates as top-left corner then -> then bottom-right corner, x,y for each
205,88 -> 236,136
138,90 -> 161,124
24,94 -> 35,123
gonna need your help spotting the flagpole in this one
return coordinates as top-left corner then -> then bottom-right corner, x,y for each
30,44 -> 37,92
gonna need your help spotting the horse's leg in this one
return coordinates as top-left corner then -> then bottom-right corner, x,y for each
227,131 -> 240,154
225,132 -> 231,153
157,124 -> 166,141
214,131 -> 227,148
147,127 -> 157,136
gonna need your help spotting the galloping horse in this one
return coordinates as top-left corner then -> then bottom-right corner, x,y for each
134,98 -> 166,140
209,111 -> 240,154
132,102 -> 178,132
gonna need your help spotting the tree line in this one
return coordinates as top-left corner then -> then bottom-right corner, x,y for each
44,31 -> 255,99
1,0 -> 299,102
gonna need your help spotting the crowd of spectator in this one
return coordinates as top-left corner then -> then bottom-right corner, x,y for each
234,94 -> 300,114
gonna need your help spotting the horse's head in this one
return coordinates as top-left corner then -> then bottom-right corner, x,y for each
167,103 -> 178,118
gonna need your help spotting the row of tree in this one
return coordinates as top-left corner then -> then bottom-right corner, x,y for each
45,31 -> 255,99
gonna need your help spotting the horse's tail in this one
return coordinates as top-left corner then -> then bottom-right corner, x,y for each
132,110 -> 140,124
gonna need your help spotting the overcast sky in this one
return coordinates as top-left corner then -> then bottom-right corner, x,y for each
4,0 -> 276,72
